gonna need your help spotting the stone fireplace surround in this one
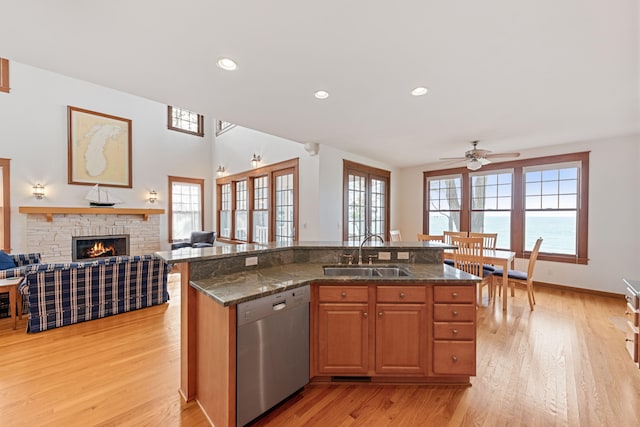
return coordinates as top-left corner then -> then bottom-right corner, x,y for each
23,213 -> 161,263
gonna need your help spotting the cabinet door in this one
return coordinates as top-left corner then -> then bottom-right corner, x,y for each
317,303 -> 369,375
375,303 -> 427,375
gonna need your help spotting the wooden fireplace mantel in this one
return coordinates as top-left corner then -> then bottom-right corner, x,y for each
18,206 -> 165,222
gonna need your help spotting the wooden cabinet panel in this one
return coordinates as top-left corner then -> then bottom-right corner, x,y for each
377,286 -> 426,303
375,303 -> 427,375
433,341 -> 476,375
433,285 -> 475,303
433,322 -> 475,341
318,285 -> 369,303
317,303 -> 369,374
433,304 -> 476,322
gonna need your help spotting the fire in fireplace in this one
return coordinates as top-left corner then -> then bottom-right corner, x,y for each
72,235 -> 130,262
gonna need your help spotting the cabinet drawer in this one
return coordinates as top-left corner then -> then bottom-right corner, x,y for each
318,285 -> 368,303
433,322 -> 475,340
433,304 -> 476,322
377,286 -> 426,303
433,341 -> 476,375
434,286 -> 475,303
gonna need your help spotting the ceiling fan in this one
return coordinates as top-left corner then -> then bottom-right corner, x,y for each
440,140 -> 521,170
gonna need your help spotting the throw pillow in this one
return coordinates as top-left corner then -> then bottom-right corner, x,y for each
0,250 -> 17,271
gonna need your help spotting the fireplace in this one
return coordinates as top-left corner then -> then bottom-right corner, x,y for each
72,234 -> 130,262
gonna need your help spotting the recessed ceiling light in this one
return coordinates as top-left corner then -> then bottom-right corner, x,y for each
314,90 -> 329,99
217,58 -> 238,71
411,86 -> 429,96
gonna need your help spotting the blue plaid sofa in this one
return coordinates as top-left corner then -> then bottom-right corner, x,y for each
18,255 -> 169,333
0,253 -> 41,318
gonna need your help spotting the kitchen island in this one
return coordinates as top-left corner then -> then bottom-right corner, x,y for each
156,241 -> 479,427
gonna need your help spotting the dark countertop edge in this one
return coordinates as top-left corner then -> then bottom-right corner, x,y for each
155,241 -> 456,263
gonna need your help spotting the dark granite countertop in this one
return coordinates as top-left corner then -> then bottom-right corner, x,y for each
190,262 -> 479,307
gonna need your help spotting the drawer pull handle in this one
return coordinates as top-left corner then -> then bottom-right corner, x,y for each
452,292 -> 458,298
452,311 -> 459,317
399,292 -> 406,299
341,292 -> 347,298
378,312 -> 383,317
451,355 -> 458,362
626,338 -> 634,342
452,329 -> 459,335
363,312 -> 368,318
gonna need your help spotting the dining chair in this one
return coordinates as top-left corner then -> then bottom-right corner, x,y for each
468,232 -> 498,250
390,230 -> 402,241
417,234 -> 443,242
443,230 -> 468,245
492,237 -> 543,310
452,236 -> 493,305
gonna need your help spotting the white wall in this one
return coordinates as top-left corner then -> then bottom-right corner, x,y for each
0,62 -> 214,252
213,127 -> 399,241
396,134 -> 640,293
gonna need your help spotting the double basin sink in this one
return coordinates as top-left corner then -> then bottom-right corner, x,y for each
323,265 -> 412,277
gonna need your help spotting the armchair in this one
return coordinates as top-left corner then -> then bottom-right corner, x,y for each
171,231 -> 216,250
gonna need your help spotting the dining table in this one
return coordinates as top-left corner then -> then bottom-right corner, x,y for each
443,248 -> 517,312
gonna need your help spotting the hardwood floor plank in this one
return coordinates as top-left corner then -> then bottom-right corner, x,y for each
1,276 -> 640,426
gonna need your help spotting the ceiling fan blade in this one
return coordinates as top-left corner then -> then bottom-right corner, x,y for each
479,158 -> 491,165
485,152 -> 520,159
439,156 -> 468,160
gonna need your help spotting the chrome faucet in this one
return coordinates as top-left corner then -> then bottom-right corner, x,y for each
358,232 -> 384,264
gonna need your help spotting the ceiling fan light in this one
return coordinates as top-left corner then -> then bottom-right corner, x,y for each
467,158 -> 482,171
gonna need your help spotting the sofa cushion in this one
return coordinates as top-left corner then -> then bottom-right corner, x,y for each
0,251 -> 17,270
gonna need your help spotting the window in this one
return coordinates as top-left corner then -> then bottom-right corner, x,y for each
167,106 -> 204,137
234,180 -> 248,241
216,158 -> 298,243
427,175 -> 462,235
215,120 -> 236,136
343,160 -> 391,242
424,152 -> 589,264
470,171 -> 512,249
168,176 -> 205,243
253,176 -> 269,244
524,164 -> 579,255
0,158 -> 10,250
219,183 -> 232,239
0,58 -> 9,93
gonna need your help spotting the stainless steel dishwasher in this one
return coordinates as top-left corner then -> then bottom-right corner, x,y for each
236,285 -> 310,427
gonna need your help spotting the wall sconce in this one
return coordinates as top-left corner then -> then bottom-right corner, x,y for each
148,190 -> 158,203
216,165 -> 226,177
251,153 -> 262,168
32,183 -> 45,199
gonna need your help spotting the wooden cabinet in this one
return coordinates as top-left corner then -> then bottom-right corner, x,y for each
316,286 -> 370,374
312,282 -> 476,382
432,285 -> 476,376
375,285 -> 427,375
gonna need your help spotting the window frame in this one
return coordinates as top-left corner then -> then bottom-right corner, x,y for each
342,160 -> 391,242
0,58 -> 9,93
216,158 -> 299,243
215,120 -> 236,136
168,176 -> 205,243
167,106 -> 205,137
0,158 -> 11,251
423,152 -> 589,264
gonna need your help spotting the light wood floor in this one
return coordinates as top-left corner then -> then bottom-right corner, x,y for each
1,276 -> 639,427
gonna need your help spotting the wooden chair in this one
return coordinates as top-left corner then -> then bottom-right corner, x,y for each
443,230 -> 468,245
390,230 -> 402,241
468,232 -> 498,250
451,236 -> 493,305
417,234 -> 443,242
492,237 -> 543,310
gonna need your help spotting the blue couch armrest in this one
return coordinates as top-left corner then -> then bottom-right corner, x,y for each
0,253 -> 41,280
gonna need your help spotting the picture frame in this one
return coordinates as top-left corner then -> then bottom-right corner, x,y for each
67,106 -> 132,188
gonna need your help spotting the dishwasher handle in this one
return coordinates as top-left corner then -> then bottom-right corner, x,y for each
272,301 -> 287,311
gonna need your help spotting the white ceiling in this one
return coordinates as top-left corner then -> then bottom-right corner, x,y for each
1,0 -> 638,167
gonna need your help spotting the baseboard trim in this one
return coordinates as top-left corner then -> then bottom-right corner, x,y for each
533,280 -> 623,300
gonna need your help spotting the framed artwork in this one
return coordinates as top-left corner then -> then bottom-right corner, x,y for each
68,106 -> 132,188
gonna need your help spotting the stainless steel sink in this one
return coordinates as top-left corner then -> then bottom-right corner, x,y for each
323,265 -> 412,277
